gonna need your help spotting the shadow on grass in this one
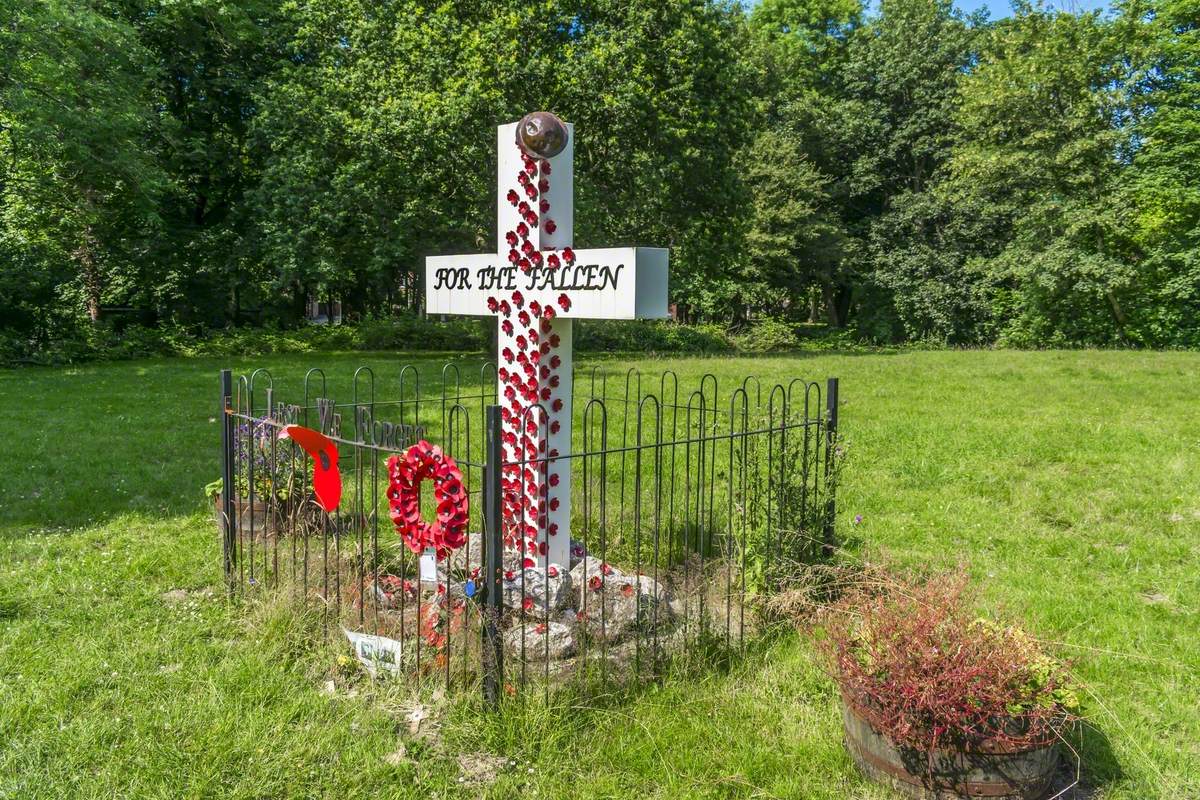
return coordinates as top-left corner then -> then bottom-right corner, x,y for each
1048,721 -> 1123,799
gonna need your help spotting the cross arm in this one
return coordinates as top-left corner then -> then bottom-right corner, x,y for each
425,247 -> 668,320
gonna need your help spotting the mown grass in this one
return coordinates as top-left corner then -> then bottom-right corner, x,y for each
1,349 -> 1197,798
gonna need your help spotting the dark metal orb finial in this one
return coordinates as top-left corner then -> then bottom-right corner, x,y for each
516,111 -> 568,159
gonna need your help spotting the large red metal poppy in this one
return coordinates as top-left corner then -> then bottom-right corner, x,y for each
279,425 -> 341,512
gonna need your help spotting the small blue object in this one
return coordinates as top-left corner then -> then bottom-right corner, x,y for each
464,579 -> 476,598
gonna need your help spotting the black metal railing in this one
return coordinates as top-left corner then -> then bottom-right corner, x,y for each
217,363 -> 840,705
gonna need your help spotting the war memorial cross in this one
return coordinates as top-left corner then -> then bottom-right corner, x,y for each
425,112 -> 668,569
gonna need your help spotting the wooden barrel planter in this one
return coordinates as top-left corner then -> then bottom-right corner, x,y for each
840,695 -> 1059,800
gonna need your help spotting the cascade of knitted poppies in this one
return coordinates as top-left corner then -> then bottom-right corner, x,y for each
488,150 -> 575,567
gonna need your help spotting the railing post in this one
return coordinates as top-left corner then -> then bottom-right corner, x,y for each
220,369 -> 237,593
823,377 -> 839,558
482,404 -> 505,708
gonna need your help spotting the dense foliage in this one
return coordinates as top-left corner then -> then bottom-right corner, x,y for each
821,570 -> 1079,751
1,0 -> 1197,347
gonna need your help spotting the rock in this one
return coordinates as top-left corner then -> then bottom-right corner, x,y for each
448,538 -> 541,575
569,558 -> 623,603
504,620 -> 576,660
502,564 -> 572,614
576,572 -> 675,642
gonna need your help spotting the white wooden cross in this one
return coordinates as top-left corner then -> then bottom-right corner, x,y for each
425,113 -> 668,569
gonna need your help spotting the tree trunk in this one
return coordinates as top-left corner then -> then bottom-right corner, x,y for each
821,284 -> 839,327
821,283 -> 852,328
74,226 -> 102,324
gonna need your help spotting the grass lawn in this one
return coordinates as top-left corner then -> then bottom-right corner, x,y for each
1,349 -> 1197,799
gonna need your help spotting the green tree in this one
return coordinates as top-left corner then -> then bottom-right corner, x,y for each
249,0 -> 753,322
744,0 -> 862,326
1124,0 -> 1200,345
740,128 -> 849,324
845,0 -> 983,341
0,0 -> 164,330
122,0 -> 286,325
948,3 -> 1140,345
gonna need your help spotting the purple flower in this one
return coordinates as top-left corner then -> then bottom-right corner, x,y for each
853,514 -> 863,525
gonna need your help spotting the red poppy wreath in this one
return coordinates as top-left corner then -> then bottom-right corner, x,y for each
386,441 -> 469,560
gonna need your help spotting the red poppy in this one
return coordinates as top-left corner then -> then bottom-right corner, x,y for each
516,222 -> 529,238
540,342 -> 551,355
517,171 -> 530,186
543,306 -> 556,320
550,420 -> 560,434
549,355 -> 561,369
549,334 -> 561,348
552,398 -> 563,412
540,387 -> 551,401
507,249 -> 519,265
524,183 -> 537,199
501,347 -> 514,363
589,575 -> 603,592
525,212 -> 539,227
622,583 -> 635,598
487,296 -> 499,312
518,201 -> 530,215
557,294 -> 571,311
549,375 -> 560,388
499,300 -> 511,315
547,253 -> 560,269
528,330 -> 539,344
505,231 -> 518,246
538,177 -> 549,193
524,161 -> 537,177
530,251 -> 543,266
548,472 -> 560,487
544,219 -> 557,235
501,319 -> 513,336
506,189 -> 520,205
540,318 -> 553,334
518,310 -> 530,327
562,247 -> 575,263
539,199 -> 550,213
518,258 -> 531,272
515,335 -> 527,350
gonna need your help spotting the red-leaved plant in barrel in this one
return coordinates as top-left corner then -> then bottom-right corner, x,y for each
820,571 -> 1079,754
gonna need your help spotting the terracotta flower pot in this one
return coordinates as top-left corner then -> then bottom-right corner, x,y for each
213,493 -> 278,540
840,695 -> 1059,800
